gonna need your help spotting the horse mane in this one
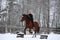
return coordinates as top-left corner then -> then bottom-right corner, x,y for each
22,14 -> 30,19
22,14 -> 27,16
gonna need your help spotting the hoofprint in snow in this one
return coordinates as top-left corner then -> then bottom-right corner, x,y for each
0,32 -> 60,40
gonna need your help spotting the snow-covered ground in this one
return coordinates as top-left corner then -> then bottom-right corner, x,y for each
0,32 -> 60,40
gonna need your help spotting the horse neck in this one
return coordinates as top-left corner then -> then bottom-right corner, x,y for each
25,19 -> 31,24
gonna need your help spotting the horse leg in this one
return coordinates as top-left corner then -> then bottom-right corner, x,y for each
35,31 -> 36,37
29,29 -> 32,34
24,28 -> 26,34
32,31 -> 36,38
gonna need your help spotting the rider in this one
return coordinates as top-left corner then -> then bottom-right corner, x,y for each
27,10 -> 34,28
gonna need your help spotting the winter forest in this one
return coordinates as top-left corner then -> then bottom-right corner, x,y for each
0,0 -> 60,40
0,0 -> 60,35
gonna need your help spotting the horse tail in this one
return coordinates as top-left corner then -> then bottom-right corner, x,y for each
37,27 -> 40,33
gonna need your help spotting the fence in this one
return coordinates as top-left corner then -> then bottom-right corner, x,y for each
0,24 -> 60,34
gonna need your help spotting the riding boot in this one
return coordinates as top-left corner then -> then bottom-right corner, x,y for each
31,20 -> 34,28
32,22 -> 34,27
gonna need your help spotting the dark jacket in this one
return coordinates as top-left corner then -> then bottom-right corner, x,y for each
28,14 -> 33,21
28,14 -> 34,27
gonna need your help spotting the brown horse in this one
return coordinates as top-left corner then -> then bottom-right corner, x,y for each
21,14 -> 40,37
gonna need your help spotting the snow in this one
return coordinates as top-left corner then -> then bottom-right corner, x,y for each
0,33 -> 17,40
48,32 -> 60,40
0,32 -> 60,40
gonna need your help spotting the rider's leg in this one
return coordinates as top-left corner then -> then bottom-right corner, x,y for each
31,20 -> 34,28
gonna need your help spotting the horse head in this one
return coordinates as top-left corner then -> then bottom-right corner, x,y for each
21,14 -> 28,21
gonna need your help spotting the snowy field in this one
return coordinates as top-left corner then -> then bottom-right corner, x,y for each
0,32 -> 60,40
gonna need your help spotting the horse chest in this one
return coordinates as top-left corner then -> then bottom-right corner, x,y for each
25,22 -> 32,29
26,21 -> 32,26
